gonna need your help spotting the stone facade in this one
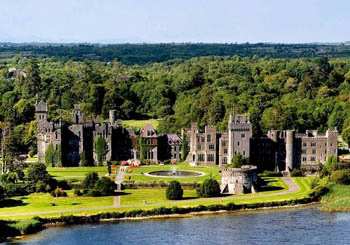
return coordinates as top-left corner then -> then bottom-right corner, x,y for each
220,165 -> 258,194
186,111 -> 338,171
36,102 -> 181,166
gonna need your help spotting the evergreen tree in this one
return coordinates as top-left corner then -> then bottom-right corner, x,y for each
94,137 -> 108,166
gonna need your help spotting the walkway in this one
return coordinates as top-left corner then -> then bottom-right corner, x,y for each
0,177 -> 299,217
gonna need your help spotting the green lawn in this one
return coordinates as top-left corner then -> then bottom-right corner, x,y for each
47,167 -> 112,181
0,190 -> 113,216
120,189 -> 198,205
0,176 -> 314,220
122,119 -> 161,130
125,163 -> 220,183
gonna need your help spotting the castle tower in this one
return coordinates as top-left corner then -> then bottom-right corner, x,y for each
36,101 -> 48,126
109,110 -> 117,125
285,130 -> 295,171
72,104 -> 84,124
228,112 -> 233,164
228,111 -> 252,164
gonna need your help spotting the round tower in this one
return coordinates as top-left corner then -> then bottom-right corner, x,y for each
285,130 -> 295,171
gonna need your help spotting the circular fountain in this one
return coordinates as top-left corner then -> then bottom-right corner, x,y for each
145,166 -> 205,178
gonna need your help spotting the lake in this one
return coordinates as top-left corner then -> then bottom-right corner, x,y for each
6,206 -> 350,245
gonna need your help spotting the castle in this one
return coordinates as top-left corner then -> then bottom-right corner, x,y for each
185,111 -> 338,172
37,101 -> 338,172
36,101 -> 182,166
220,165 -> 258,194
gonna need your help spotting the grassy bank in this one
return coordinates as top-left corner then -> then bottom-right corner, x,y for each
319,183 -> 350,212
47,167 -> 110,181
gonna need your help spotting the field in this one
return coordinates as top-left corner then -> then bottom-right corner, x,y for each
122,119 -> 160,130
125,163 -> 220,183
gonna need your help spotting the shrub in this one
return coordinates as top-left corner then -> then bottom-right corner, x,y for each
290,169 -> 303,177
166,181 -> 183,200
82,172 -> 99,189
50,188 -> 67,198
93,177 -> 115,196
197,179 -> 221,198
330,170 -> 350,185
3,183 -> 28,196
163,160 -> 171,165
58,180 -> 71,190
74,189 -> 83,196
27,162 -> 50,184
36,181 -> 46,192
11,219 -> 43,235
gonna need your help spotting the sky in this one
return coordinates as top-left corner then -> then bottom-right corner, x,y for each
1,0 -> 350,44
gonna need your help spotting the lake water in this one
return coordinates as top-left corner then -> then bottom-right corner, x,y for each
7,206 -> 350,245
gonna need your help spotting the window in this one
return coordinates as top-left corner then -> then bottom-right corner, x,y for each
311,142 -> 316,147
174,153 -> 177,159
201,137 -> 205,142
207,134 -> 211,142
223,157 -> 227,164
207,154 -> 214,162
224,149 -> 228,154
243,151 -> 245,156
302,149 -> 306,154
193,155 -> 195,161
303,142 -> 307,147
310,156 -> 316,162
302,157 -> 307,161
197,145 -> 201,150
199,154 -> 205,161
241,133 -> 245,138
312,149 -> 316,154
222,141 -> 226,147
209,144 -> 215,150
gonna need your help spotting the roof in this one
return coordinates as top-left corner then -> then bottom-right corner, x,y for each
166,134 -> 182,144
141,123 -> 157,137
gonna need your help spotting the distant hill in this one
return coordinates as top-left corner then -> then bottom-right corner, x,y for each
2,42 -> 350,65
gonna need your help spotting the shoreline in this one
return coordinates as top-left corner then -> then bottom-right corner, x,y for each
8,202 -> 319,243
45,201 -> 321,227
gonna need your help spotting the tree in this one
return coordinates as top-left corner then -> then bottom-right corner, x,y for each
45,144 -> 56,167
93,177 -> 115,196
82,172 -> 99,189
231,153 -> 249,168
181,134 -> 189,162
197,179 -> 221,198
22,59 -> 41,98
342,126 -> 350,147
166,180 -> 183,200
94,137 -> 108,166
27,162 -> 50,184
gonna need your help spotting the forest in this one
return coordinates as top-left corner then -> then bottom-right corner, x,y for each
2,43 -> 350,64
0,54 -> 350,157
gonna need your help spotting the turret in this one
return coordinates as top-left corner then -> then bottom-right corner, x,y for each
109,110 -> 117,125
285,130 -> 295,171
35,101 -> 48,123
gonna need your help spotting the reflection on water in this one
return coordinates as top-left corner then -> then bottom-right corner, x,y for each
6,207 -> 350,245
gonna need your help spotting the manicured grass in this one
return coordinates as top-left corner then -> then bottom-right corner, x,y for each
0,176 -> 314,220
120,189 -> 198,205
122,119 -> 161,130
0,190 -> 114,216
47,167 -> 112,181
125,163 -> 220,183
